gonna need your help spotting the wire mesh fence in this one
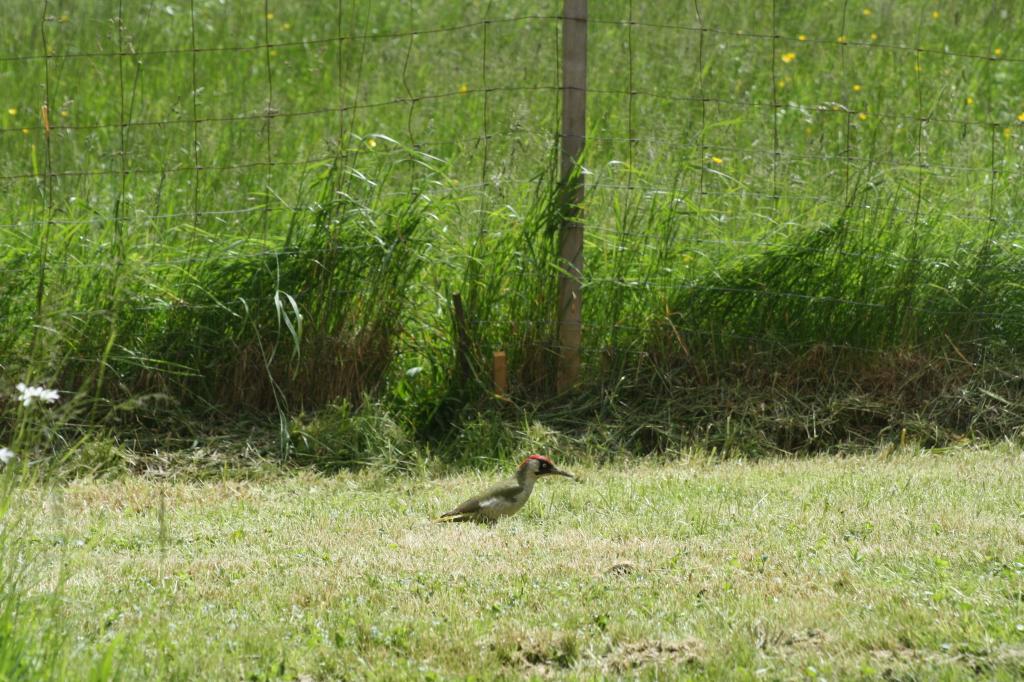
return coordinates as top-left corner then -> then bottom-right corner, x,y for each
3,1 -> 1024,411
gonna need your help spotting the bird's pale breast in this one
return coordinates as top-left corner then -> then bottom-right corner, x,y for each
476,488 -> 530,520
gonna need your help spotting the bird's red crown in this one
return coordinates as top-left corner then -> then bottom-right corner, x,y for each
521,453 -> 553,467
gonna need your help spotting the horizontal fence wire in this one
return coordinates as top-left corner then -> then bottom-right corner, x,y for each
0,14 -> 563,64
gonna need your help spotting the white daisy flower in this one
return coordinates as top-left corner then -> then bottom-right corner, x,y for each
0,447 -> 15,464
15,382 -> 60,407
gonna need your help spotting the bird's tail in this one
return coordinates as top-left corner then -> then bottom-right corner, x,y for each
433,513 -> 472,523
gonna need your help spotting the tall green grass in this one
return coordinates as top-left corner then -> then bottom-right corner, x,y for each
672,190 -> 1024,356
5,1 -> 1024,461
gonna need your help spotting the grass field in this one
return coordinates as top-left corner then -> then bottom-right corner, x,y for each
4,5 -> 1024,678
3,447 -> 1023,679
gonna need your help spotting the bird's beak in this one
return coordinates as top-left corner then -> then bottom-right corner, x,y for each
551,467 -> 576,480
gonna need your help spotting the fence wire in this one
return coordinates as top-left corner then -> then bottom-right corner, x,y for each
3,1 -> 1024,393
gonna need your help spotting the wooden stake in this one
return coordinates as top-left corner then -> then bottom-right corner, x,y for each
492,351 -> 508,397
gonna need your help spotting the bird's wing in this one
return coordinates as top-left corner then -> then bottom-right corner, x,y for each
440,477 -> 520,517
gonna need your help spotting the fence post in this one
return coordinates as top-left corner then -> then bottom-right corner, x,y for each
492,351 -> 508,397
556,0 -> 587,393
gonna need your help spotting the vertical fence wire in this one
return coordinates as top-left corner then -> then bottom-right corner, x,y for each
115,0 -> 128,244
839,0 -> 851,205
336,0 -> 345,146
31,0 -> 57,371
985,35 -> 997,238
626,0 -> 635,193
188,0 -> 200,230
262,0 -> 274,239
401,3 -> 417,158
480,1 -> 492,221
768,0 -> 778,204
987,118 -> 997,237
692,1 -> 706,207
912,48 -> 925,227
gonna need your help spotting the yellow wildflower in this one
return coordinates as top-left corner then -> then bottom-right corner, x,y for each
1017,112 -> 1024,122
266,12 -> 274,20
781,52 -> 796,64
711,156 -> 723,165
281,22 -> 291,31
59,14 -> 70,23
931,10 -> 939,19
6,108 -> 16,116
870,32 -> 878,41
837,35 -> 847,44
858,112 -> 868,121
965,96 -> 974,106
366,138 -> 377,149
21,128 -> 29,135
862,8 -> 872,16
852,84 -> 862,92
458,83 -> 469,94
60,110 -> 68,117
994,47 -> 1003,57
798,34 -> 807,41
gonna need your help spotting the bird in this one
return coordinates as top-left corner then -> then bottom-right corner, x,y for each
436,454 -> 576,523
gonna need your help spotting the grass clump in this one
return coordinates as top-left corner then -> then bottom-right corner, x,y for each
153,160 -> 431,413
0,470 -> 122,680
668,197 -> 1024,357
87,152 -> 434,417
290,400 -> 423,473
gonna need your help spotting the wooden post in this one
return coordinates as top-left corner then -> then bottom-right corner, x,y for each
556,0 -> 587,393
492,351 -> 508,397
452,292 -> 472,385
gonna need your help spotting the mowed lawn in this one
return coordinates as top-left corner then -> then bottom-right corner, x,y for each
21,449 -> 1024,680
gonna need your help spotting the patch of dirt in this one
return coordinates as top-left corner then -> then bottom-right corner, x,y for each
751,622 -> 827,652
498,632 -> 703,675
784,628 -> 827,649
995,645 -> 1024,665
605,561 -> 638,577
871,645 -> 1024,674
604,638 -> 704,672
497,631 -> 579,677
871,646 -> 931,663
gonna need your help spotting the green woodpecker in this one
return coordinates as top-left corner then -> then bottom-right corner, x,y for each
436,454 -> 576,523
